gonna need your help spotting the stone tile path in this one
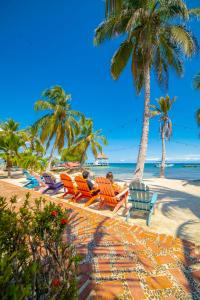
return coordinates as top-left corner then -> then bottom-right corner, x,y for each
0,181 -> 200,299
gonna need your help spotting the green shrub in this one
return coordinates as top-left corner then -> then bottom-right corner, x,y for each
0,194 -> 80,300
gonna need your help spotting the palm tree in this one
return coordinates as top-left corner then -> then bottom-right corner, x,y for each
94,0 -> 199,181
0,119 -> 25,177
24,126 -> 45,156
19,150 -> 48,173
34,86 -> 83,170
193,72 -> 200,126
62,118 -> 108,167
151,96 -> 175,178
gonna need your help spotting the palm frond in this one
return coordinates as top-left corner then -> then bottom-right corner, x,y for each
170,25 -> 197,57
196,109 -> 200,126
193,72 -> 200,90
111,40 -> 133,80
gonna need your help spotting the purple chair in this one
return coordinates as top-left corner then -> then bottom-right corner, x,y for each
42,173 -> 64,195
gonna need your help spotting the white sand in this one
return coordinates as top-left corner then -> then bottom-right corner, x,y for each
1,172 -> 200,245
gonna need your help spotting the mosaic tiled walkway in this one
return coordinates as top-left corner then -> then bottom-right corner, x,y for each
0,181 -> 200,299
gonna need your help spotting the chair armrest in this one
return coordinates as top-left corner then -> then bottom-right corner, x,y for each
150,193 -> 158,205
116,188 -> 129,199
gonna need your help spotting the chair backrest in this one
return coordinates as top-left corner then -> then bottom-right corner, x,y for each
60,173 -> 75,194
95,177 -> 118,206
75,176 -> 92,197
23,170 -> 32,180
129,181 -> 152,210
42,173 -> 56,186
129,181 -> 149,192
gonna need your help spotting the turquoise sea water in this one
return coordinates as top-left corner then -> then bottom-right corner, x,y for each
88,163 -> 200,181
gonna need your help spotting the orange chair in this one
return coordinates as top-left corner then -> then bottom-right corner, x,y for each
95,177 -> 129,214
74,176 -> 99,206
60,174 -> 77,199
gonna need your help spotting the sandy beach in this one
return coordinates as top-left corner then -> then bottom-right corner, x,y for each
1,172 -> 200,245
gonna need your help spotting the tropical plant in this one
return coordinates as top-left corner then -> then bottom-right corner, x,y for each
193,72 -> 200,126
0,119 -> 25,177
0,193 -> 80,299
151,95 -> 176,178
62,118 -> 108,166
18,150 -> 48,173
34,86 -> 83,170
23,126 -> 45,156
94,0 -> 199,180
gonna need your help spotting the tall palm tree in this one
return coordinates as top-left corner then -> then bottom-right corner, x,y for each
193,72 -> 200,126
94,0 -> 199,181
0,119 -> 25,177
62,118 -> 108,167
34,86 -> 83,170
151,96 -> 175,178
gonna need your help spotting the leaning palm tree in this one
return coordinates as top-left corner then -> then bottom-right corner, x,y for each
62,118 -> 108,167
151,96 -> 176,178
94,0 -> 199,180
34,86 -> 82,170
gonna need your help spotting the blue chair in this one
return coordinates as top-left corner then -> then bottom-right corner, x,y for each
126,181 -> 158,226
23,170 -> 40,189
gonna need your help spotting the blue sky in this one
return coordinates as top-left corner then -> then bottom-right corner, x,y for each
0,0 -> 200,163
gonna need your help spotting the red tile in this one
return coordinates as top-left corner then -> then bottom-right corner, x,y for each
146,275 -> 173,290
125,272 -> 147,299
155,255 -> 176,265
169,269 -> 192,293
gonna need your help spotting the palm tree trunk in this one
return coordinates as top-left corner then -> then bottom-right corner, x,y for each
7,158 -> 12,178
47,143 -> 56,171
134,63 -> 151,181
160,125 -> 166,178
80,143 -> 89,168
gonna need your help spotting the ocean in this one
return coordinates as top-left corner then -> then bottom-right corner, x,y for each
88,163 -> 200,181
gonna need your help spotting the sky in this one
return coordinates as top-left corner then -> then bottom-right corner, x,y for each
0,0 -> 200,163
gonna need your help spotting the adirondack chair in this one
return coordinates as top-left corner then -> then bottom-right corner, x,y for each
60,173 -> 77,199
95,177 -> 129,214
42,173 -> 64,195
126,181 -> 158,226
23,177 -> 40,189
23,170 -> 40,189
73,176 -> 99,206
23,170 -> 35,181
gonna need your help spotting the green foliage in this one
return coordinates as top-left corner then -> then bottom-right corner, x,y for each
61,145 -> 84,162
18,151 -> 48,173
0,194 -> 80,300
193,72 -> 200,90
94,0 -> 199,93
0,119 -> 25,176
151,95 -> 176,140
34,86 -> 83,153
197,109 -> 200,126
62,118 -> 108,165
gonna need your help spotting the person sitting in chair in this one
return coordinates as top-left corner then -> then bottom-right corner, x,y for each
106,172 -> 127,194
82,170 -> 95,190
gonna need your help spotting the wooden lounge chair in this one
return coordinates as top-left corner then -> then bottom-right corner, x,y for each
23,170 -> 40,189
42,173 -> 64,195
95,177 -> 129,214
73,176 -> 99,206
60,173 -> 77,199
126,181 -> 158,226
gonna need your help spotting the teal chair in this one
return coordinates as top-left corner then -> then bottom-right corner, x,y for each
126,181 -> 157,226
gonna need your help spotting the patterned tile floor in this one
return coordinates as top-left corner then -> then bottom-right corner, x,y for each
0,181 -> 200,299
